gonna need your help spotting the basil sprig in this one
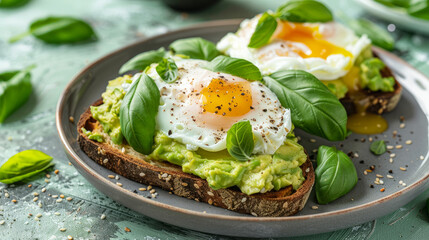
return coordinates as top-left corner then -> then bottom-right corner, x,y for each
10,16 -> 97,44
226,121 -> 255,161
370,140 -> 387,155
315,145 -> 357,204
205,56 -> 262,81
248,12 -> 278,48
170,37 -> 220,61
275,0 -> 333,23
262,70 -> 347,141
119,48 -> 166,74
0,150 -> 54,184
0,0 -> 30,8
156,58 -> 179,83
120,74 -> 160,155
347,19 -> 394,51
0,65 -> 34,123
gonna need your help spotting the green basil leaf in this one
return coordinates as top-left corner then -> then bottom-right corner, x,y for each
119,48 -> 166,74
347,19 -> 394,51
248,12 -> 278,48
375,0 -> 411,8
10,16 -> 97,44
370,140 -> 387,155
205,56 -> 262,81
0,65 -> 34,123
315,145 -> 357,204
0,150 -> 54,184
169,37 -> 220,61
408,0 -> 429,20
120,73 -> 160,154
276,0 -> 333,23
0,0 -> 30,8
156,58 -> 179,83
226,121 -> 254,161
262,70 -> 347,141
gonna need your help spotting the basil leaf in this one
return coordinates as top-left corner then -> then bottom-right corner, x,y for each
408,0 -> 429,20
370,140 -> 387,155
169,37 -> 220,61
156,58 -> 179,83
119,48 -> 166,74
0,150 -> 54,184
0,0 -> 30,8
347,19 -> 394,51
120,73 -> 160,154
276,0 -> 333,23
315,145 -> 357,204
0,65 -> 34,123
262,70 -> 347,141
10,16 -> 97,44
248,12 -> 278,48
205,56 -> 262,81
226,121 -> 254,161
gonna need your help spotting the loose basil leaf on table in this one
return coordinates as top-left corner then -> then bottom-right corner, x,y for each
119,48 -> 166,74
347,19 -> 394,51
169,37 -> 220,61
0,150 -> 54,184
226,121 -> 254,161
0,65 -> 34,123
370,140 -> 387,155
205,56 -> 262,81
262,70 -> 347,141
120,73 -> 160,155
156,58 -> 179,83
315,145 -> 358,204
248,12 -> 278,48
9,16 -> 97,44
0,0 -> 30,8
275,0 -> 333,23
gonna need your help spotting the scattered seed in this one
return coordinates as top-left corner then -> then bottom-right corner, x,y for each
38,202 -> 42,208
149,189 -> 156,194
115,175 -> 120,180
0,220 -> 4,225
44,179 -> 50,183
68,162 -> 72,166
11,199 -> 17,203
121,147 -> 126,153
34,217 -> 40,221
54,169 -> 59,175
42,188 -> 46,193
100,214 -> 106,220
139,188 -> 146,191
405,140 -> 412,145
390,153 -> 396,158
354,153 -> 359,158
124,227 -> 131,232
241,197 -> 247,203
52,195 -> 58,199
67,235 -> 73,240
208,199 -> 213,205
60,228 -> 67,232
376,174 -> 383,178
60,194 -> 65,199
420,155 -> 425,160
386,145 -> 394,150
399,180 -> 403,185
312,149 -> 318,153
36,213 -> 42,218
386,175 -> 394,179
310,139 -> 316,143
366,169 -> 373,173
46,174 -> 51,179
56,199 -> 63,203
250,212 -> 258,217
28,184 -> 32,188
33,197 -> 39,202
33,192 -> 39,196
54,212 -> 61,216
380,179 -> 384,184
389,158 -> 393,163
66,197 -> 72,201
147,186 -> 153,190
151,193 -> 157,198
108,175 -> 114,179
103,159 -> 108,164
369,137 -> 373,142
311,206 -> 319,210
380,188 -> 385,192
363,170 -> 368,175
399,123 -> 405,128
69,116 -> 75,123
396,145 -> 403,149
7,136 -> 12,141
402,182 -> 407,186
181,182 -> 188,187
4,193 -> 9,198
400,167 -> 407,171
116,182 -> 123,187
139,172 -> 145,177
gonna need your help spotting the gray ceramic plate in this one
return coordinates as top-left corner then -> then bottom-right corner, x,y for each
56,19 -> 429,238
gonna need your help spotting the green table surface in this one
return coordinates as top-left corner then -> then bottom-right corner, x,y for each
1,0 -> 429,239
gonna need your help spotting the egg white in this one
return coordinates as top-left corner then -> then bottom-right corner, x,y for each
217,16 -> 371,80
126,58 -> 292,155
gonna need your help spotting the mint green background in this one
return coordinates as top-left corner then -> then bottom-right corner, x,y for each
1,0 -> 429,239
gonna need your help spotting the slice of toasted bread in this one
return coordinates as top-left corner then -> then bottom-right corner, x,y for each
341,54 -> 402,116
77,100 -> 315,217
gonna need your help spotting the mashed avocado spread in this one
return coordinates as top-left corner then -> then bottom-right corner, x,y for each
88,76 -> 307,195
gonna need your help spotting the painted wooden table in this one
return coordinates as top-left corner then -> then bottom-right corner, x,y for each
1,0 -> 429,239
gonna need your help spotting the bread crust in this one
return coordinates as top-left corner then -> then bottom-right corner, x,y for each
77,100 -> 315,217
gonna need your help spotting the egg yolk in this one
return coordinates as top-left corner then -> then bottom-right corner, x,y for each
271,21 -> 353,59
200,78 -> 252,117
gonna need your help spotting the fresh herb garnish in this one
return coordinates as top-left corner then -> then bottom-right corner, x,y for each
275,0 -> 333,23
0,0 -> 30,8
169,37 -> 220,61
119,48 -> 166,74
370,140 -> 387,155
156,58 -> 179,83
248,12 -> 278,48
0,150 -> 54,184
9,16 -> 97,44
226,121 -> 254,161
120,74 -> 160,155
262,70 -> 348,141
315,145 -> 358,204
0,65 -> 34,123
205,56 -> 262,81
347,19 -> 394,51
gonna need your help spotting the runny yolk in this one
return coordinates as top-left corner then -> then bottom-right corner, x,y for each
347,100 -> 388,134
272,21 -> 353,59
200,78 -> 252,117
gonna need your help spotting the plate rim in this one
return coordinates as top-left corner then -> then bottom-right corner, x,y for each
56,19 -> 429,224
